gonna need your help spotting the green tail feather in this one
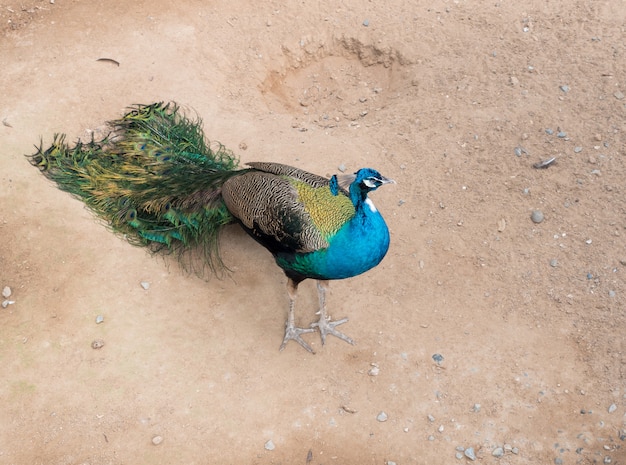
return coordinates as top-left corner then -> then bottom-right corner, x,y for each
28,102 -> 241,273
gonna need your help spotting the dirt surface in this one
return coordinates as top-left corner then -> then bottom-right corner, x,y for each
1,0 -> 625,464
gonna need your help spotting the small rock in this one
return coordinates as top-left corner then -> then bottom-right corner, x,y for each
432,353 -> 444,364
574,146 -> 583,153
428,435 -> 435,441
438,425 -> 444,433
95,315 -> 104,324
427,414 -> 435,422
91,339 -> 105,349
550,259 -> 558,267
472,403 -> 481,413
455,452 -> 464,460
504,444 -> 513,452
264,439 -> 275,451
608,403 -> 617,413
560,85 -> 570,93
2,286 -> 11,298
545,128 -> 554,135
465,447 -> 477,461
338,163 -> 346,173
531,210 -> 544,224
152,435 -> 163,445
362,19 -> 369,27
377,411 -> 388,422
614,91 -> 624,100
492,447 -> 504,457
604,456 -> 612,464
557,131 -> 567,138
140,281 -> 150,290
386,462 -> 397,465
2,300 -> 14,309
368,364 -> 380,376
555,458 -> 563,465
608,290 -> 616,298
509,76 -> 519,86
515,146 -> 530,157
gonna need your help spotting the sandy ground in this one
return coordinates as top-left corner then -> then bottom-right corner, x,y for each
1,0 -> 625,464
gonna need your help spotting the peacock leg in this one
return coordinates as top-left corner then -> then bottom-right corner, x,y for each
311,280 -> 355,346
279,278 -> 316,353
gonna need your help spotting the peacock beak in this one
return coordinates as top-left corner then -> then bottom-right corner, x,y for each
380,176 -> 396,185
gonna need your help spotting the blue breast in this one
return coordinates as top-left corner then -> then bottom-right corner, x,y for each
277,199 -> 390,280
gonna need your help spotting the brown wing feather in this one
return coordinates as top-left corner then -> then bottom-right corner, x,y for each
221,170 -> 328,253
246,162 -> 330,188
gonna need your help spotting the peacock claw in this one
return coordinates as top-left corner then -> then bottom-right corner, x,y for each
311,316 -> 355,346
280,323 -> 316,354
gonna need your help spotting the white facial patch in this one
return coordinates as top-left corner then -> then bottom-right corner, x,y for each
365,198 -> 377,212
363,178 -> 377,188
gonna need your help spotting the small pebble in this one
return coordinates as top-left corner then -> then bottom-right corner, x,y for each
604,456 -> 612,464
427,414 -> 435,422
465,447 -> 477,461
587,273 -> 593,280
362,19 -> 369,27
264,439 -> 275,451
574,146 -> 583,153
455,452 -> 464,460
2,300 -> 14,308
512,447 -> 519,455
377,411 -> 388,422
608,403 -> 617,413
608,290 -> 616,298
387,462 -> 397,465
91,339 -> 105,349
456,446 -> 466,452
152,435 -> 163,445
428,435 -> 435,441
95,315 -> 104,324
557,131 -> 567,138
472,403 -> 481,413
492,447 -> 504,457
504,444 -> 513,452
338,163 -> 346,173
550,259 -> 558,267
545,128 -> 554,135
438,425 -> 444,433
432,353 -> 444,364
368,365 -> 380,376
140,281 -> 150,290
560,85 -> 570,93
2,286 -> 11,298
614,91 -> 625,100
531,210 -> 544,224
555,458 -> 563,465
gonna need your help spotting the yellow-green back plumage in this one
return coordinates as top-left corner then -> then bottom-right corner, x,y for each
292,180 -> 354,239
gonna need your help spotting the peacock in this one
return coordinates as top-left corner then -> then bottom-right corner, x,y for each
28,102 -> 393,353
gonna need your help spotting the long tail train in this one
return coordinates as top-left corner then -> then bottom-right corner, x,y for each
28,102 -> 241,272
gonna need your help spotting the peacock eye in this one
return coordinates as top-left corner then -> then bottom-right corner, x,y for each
363,178 -> 377,188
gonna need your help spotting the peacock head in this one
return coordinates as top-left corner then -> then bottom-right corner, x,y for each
336,168 -> 394,194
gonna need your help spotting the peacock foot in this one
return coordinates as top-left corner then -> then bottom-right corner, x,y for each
279,321 -> 316,354
310,315 -> 355,347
